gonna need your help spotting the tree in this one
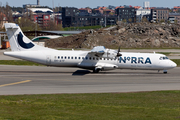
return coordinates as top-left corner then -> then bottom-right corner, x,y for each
141,17 -> 148,23
128,18 -> 132,23
15,17 -> 41,31
43,20 -> 63,31
160,19 -> 165,23
4,3 -> 13,22
122,19 -> 127,23
174,19 -> 178,24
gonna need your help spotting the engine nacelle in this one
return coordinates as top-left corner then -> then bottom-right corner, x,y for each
101,49 -> 119,59
96,63 -> 118,71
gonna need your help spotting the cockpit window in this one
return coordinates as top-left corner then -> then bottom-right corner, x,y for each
159,56 -> 169,60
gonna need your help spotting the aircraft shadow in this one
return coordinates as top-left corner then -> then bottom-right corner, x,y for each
72,70 -> 91,76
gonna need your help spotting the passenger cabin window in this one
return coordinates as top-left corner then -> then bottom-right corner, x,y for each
65,57 -> 67,59
79,57 -> 81,59
68,57 -> 70,59
61,56 -> 63,59
86,57 -> 88,60
58,56 -> 60,59
71,57 -> 73,59
89,57 -> 91,60
75,57 -> 77,59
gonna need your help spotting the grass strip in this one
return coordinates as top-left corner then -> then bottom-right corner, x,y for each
0,60 -> 43,66
0,91 -> 180,120
172,59 -> 180,67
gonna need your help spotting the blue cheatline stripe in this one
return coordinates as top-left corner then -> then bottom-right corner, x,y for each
17,32 -> 34,49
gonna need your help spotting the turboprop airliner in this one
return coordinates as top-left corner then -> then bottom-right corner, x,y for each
4,23 -> 177,73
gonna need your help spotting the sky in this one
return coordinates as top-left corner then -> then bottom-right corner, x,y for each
1,0 -> 180,8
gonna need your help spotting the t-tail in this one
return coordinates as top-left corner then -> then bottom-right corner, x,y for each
5,23 -> 47,51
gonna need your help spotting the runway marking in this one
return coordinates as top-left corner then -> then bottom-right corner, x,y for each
0,80 -> 31,87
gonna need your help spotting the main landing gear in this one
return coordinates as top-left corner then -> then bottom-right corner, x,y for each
158,70 -> 167,74
163,70 -> 167,74
93,69 -> 100,73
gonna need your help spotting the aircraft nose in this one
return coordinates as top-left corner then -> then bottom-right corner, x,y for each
170,61 -> 177,68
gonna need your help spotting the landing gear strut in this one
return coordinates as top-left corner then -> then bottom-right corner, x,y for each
93,69 -> 100,73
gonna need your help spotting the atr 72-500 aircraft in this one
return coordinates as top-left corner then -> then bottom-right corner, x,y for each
4,23 -> 177,73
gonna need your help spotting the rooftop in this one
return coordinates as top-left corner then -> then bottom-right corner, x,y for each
28,8 -> 53,13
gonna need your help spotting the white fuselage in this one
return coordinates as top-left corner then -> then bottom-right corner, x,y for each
4,49 -> 177,71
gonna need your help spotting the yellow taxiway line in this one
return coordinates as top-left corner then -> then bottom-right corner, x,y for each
0,80 -> 31,87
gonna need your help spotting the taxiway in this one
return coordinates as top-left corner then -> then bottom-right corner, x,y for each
0,65 -> 180,95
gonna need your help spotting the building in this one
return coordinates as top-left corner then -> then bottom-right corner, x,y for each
79,8 -> 92,14
116,7 -> 136,23
144,1 -> 150,9
27,8 -> 53,14
32,15 -> 51,28
136,8 -> 150,22
173,6 -> 180,12
23,0 -> 41,8
0,13 -> 8,28
62,7 -> 117,28
169,13 -> 180,24
150,8 -> 169,23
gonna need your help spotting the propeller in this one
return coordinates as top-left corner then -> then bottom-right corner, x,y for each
116,46 -> 122,57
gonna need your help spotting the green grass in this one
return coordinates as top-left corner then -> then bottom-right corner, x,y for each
157,52 -> 172,56
172,59 -> 180,67
157,52 -> 180,56
0,60 -> 43,66
0,91 -> 180,119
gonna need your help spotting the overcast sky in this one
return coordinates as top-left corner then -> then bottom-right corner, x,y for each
2,0 -> 179,8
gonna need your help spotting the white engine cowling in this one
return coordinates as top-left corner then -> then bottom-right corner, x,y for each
96,63 -> 118,71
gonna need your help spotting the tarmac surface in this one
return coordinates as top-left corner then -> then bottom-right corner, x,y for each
0,65 -> 180,95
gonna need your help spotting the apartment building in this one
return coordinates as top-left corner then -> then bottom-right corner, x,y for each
116,7 -> 136,23
169,13 -> 180,24
150,8 -> 169,22
62,7 -> 117,28
136,8 -> 150,22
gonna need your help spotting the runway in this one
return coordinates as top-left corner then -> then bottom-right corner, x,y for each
0,65 -> 180,95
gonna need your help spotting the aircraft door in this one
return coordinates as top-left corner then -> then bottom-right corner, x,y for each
46,55 -> 51,65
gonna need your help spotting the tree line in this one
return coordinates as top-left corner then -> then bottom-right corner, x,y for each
0,3 -> 63,31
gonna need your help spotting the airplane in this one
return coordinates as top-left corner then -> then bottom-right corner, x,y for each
4,23 -> 177,74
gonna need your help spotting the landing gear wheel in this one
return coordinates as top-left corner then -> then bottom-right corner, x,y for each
163,70 -> 167,74
93,69 -> 100,73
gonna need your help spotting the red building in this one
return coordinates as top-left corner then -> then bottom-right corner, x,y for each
32,14 -> 50,28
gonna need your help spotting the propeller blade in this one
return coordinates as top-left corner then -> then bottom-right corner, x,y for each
117,46 -> 122,57
118,46 -> 120,53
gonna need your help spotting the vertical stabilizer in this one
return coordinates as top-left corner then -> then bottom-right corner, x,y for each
5,23 -> 46,51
